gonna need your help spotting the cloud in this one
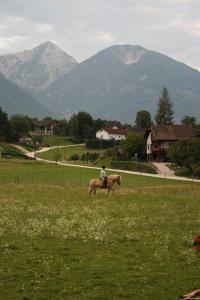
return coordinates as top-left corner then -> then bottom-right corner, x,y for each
36,23 -> 53,33
0,0 -> 199,70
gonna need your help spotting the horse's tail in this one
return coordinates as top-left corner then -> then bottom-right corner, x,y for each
88,179 -> 94,195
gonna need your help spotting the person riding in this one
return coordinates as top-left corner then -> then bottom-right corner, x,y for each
100,165 -> 107,188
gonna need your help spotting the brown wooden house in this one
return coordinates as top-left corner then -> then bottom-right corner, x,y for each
145,125 -> 196,160
30,119 -> 58,136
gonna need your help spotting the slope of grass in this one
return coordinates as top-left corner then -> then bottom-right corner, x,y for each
42,135 -> 76,146
37,145 -> 103,162
0,142 -> 23,155
0,161 -> 199,299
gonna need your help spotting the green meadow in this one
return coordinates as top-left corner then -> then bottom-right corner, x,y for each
0,160 -> 200,299
37,145 -> 103,162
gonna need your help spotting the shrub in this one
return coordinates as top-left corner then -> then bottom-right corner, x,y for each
69,153 -> 79,161
175,167 -> 191,177
110,161 -> 157,174
193,166 -> 200,178
169,138 -> 200,174
86,139 -> 118,149
80,152 -> 99,162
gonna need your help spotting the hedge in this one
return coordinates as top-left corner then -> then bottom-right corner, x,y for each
110,161 -> 157,174
86,139 -> 119,149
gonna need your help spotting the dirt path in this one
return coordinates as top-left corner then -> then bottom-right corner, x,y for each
11,144 -> 29,154
152,162 -> 175,177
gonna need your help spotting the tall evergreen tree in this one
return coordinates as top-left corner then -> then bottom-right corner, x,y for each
155,87 -> 174,125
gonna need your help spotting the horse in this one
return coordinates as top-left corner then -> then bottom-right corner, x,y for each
88,174 -> 121,195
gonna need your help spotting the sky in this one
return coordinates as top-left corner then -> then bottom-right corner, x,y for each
0,0 -> 200,70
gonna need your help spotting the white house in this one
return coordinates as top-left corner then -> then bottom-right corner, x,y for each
96,127 -> 128,140
96,126 -> 144,141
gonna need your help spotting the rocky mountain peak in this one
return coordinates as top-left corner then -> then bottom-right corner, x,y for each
0,41 -> 78,93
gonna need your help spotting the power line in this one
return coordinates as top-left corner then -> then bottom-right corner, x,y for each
168,42 -> 200,55
146,27 -> 195,50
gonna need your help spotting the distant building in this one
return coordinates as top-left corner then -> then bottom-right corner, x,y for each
96,126 -> 144,140
145,124 -> 196,159
30,119 -> 58,135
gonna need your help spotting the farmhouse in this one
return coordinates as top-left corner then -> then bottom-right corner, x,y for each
145,124 -> 196,159
96,126 -> 144,140
30,119 -> 58,136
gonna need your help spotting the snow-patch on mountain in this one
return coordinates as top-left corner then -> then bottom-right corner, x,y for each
112,45 -> 147,65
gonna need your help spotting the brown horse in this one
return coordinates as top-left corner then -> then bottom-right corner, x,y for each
89,174 -> 121,195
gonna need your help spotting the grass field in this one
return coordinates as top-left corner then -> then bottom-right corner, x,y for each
1,160 -> 200,299
42,135 -> 77,146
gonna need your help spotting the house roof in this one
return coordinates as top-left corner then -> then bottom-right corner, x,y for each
150,125 -> 196,141
33,119 -> 57,127
33,120 -> 49,127
101,127 -> 145,135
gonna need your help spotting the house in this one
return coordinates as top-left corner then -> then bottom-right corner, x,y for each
96,126 -> 144,140
30,119 -> 58,136
145,124 -> 196,159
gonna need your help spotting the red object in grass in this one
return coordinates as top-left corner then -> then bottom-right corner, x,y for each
194,235 -> 200,251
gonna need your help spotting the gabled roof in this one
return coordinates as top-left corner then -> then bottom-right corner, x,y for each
150,125 -> 196,141
100,127 -> 145,135
101,127 -> 129,135
33,120 -> 49,127
33,119 -> 57,127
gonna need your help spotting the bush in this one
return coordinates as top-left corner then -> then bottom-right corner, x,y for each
86,139 -> 118,149
110,161 -> 157,174
175,166 -> 200,179
169,138 -> 200,174
193,166 -> 200,178
68,136 -> 84,144
175,167 -> 191,177
80,152 -> 99,162
69,153 -> 79,161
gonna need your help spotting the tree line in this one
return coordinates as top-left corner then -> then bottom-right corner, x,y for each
0,109 -> 132,142
1,86 -> 199,143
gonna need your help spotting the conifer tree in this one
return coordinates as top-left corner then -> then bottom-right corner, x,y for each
155,87 -> 174,124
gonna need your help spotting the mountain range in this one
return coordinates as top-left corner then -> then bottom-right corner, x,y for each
0,41 -> 200,122
0,73 -> 50,118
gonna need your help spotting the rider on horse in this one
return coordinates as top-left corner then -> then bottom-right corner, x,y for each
100,166 -> 107,188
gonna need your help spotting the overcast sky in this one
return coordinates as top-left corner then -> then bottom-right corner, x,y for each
0,0 -> 200,70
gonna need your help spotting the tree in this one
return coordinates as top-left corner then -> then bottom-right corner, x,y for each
155,87 -> 174,125
135,110 -> 151,128
10,115 -> 34,141
68,112 -> 94,139
54,151 -> 62,164
93,118 -> 105,132
120,133 -> 146,159
0,107 -> 11,141
181,115 -> 196,127
54,120 -> 69,136
195,124 -> 200,138
169,138 -> 200,174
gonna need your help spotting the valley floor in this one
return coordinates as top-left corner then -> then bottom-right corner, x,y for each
0,161 -> 200,299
